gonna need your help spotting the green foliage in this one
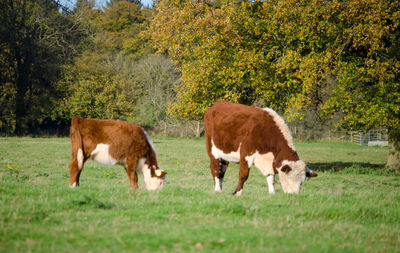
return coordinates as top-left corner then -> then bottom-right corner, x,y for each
98,1 -> 152,58
0,0 -> 91,135
131,55 -> 180,128
106,0 -> 142,8
102,1 -> 143,32
56,52 -> 138,121
0,0 -> 156,135
150,0 -> 400,168
56,52 -> 178,126
151,0 -> 400,131
152,0 -> 272,119
53,1 -> 159,124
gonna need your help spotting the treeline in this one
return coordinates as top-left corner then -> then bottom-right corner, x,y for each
0,0 -> 180,136
1,0 -> 399,158
1,0 -> 399,168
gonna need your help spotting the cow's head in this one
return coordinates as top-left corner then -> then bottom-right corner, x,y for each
278,160 -> 317,193
142,164 -> 166,190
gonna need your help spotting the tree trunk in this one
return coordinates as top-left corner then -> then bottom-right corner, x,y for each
195,120 -> 201,138
14,43 -> 30,136
386,129 -> 400,171
15,87 -> 27,135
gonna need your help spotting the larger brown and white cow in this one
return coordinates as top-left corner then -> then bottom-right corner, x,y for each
69,117 -> 166,190
204,101 -> 317,195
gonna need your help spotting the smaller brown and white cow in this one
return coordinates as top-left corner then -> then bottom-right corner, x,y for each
69,117 -> 166,190
204,101 -> 317,195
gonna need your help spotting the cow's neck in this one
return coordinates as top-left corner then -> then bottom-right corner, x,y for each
145,145 -> 159,175
273,143 -> 299,168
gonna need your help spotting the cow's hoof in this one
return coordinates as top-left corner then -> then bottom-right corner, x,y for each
233,189 -> 243,196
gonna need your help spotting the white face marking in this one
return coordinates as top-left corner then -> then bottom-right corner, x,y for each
278,160 -> 306,194
214,177 -> 222,192
70,182 -> 77,188
140,162 -> 164,191
245,151 -> 275,176
234,189 -> 243,196
211,140 -> 240,162
266,175 -> 275,194
77,149 -> 84,169
262,108 -> 295,151
90,144 -> 118,166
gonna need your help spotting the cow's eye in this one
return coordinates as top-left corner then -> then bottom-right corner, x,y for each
281,165 -> 292,173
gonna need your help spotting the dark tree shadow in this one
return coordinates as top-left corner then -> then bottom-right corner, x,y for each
307,162 -> 385,173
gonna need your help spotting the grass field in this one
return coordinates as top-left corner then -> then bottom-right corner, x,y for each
0,137 -> 399,252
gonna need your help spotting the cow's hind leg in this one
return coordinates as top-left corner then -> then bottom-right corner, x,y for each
233,158 -> 250,196
69,148 -> 85,188
212,158 -> 229,192
218,159 -> 229,190
209,156 -> 222,192
206,133 -> 225,192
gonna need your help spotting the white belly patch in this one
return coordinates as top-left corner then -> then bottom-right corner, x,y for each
90,144 -> 118,166
211,140 -> 240,162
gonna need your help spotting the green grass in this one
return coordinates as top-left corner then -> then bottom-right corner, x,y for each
0,137 -> 399,252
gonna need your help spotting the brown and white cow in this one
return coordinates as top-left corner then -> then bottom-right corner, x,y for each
69,117 -> 166,190
204,101 -> 317,195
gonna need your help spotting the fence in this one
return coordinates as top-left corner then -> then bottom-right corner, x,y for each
288,124 -> 388,146
350,129 -> 388,146
288,125 -> 348,141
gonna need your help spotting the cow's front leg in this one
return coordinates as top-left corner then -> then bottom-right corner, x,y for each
266,174 -> 275,194
127,169 -> 138,190
126,156 -> 139,190
233,158 -> 250,196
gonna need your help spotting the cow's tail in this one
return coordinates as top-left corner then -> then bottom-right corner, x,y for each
70,117 -> 84,170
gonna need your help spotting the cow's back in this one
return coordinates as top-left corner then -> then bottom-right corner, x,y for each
74,118 -> 148,161
204,101 -> 280,153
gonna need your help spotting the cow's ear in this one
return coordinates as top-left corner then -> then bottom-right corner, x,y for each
155,170 -> 167,178
159,171 -> 167,177
306,166 -> 318,178
281,165 -> 291,174
306,170 -> 318,178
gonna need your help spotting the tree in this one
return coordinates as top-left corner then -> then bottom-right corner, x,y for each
55,1 -> 155,123
74,0 -> 95,12
0,0 -> 87,135
106,0 -> 142,8
99,1 -> 152,58
131,55 -> 180,128
151,0 -> 271,119
150,0 -> 400,170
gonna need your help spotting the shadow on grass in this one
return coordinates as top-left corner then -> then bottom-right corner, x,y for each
308,162 -> 383,172
307,162 -> 399,175
70,195 -> 114,209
